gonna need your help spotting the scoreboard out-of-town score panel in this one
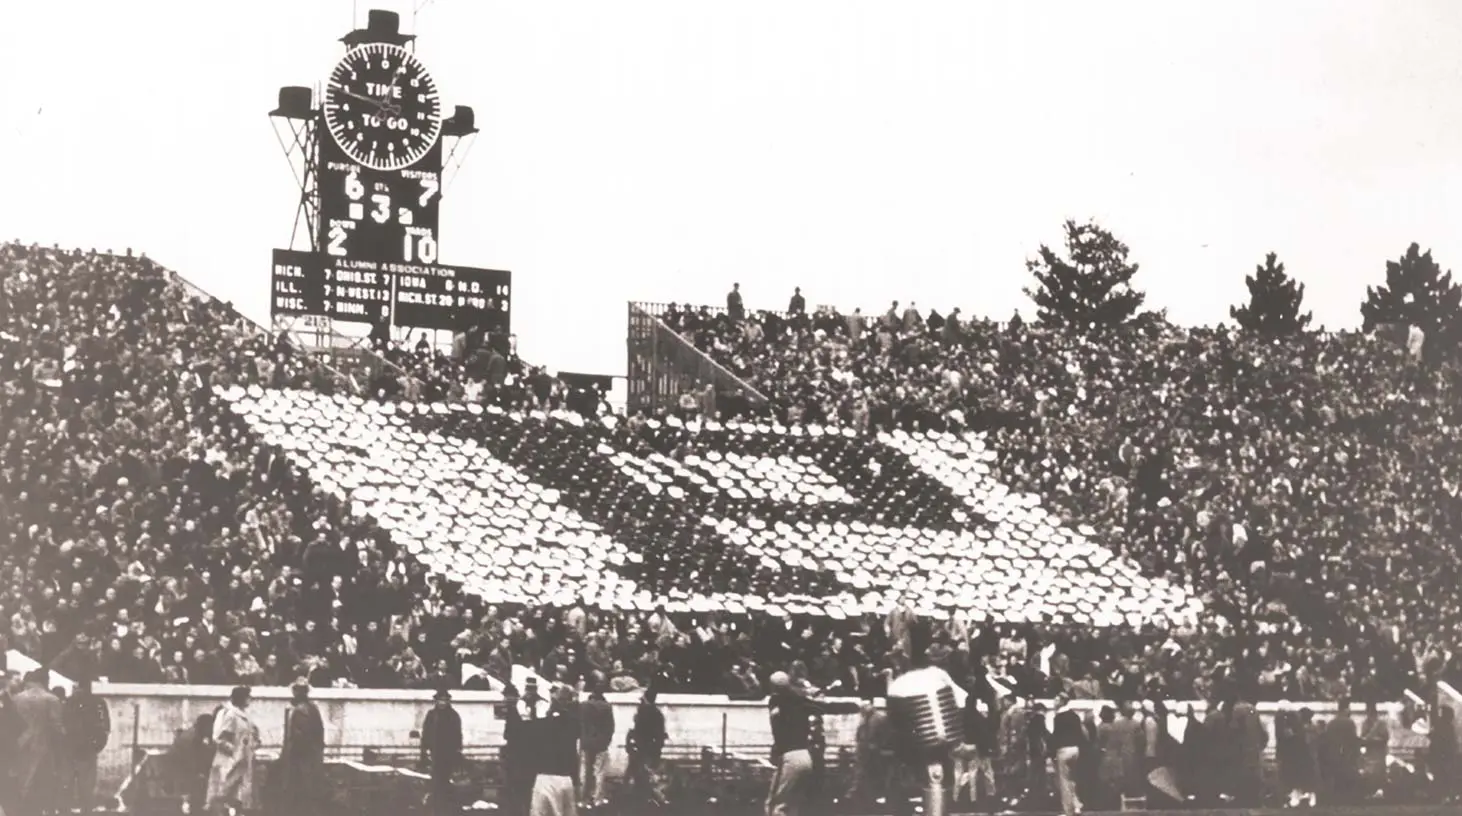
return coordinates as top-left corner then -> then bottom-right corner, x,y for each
271,249 -> 510,334
393,262 -> 510,333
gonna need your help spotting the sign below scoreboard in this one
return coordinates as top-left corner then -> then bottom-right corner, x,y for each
270,249 -> 511,334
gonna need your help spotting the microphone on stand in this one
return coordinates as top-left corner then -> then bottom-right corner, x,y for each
887,666 -> 965,816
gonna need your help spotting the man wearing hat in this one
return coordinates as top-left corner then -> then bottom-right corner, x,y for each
207,686 -> 259,816
62,671 -> 110,816
844,696 -> 893,807
420,688 -> 463,816
1048,693 -> 1085,816
521,678 -> 546,720
499,683 -> 533,816
12,669 -> 64,816
625,687 -> 667,807
578,687 -> 615,809
277,679 -> 325,816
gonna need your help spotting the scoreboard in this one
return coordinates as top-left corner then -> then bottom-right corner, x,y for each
271,249 -> 511,334
317,133 -> 443,266
270,21 -> 508,344
271,121 -> 512,336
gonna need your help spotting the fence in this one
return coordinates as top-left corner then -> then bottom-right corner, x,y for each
625,302 -> 770,415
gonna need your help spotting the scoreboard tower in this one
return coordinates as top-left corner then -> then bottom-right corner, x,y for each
268,9 -> 510,352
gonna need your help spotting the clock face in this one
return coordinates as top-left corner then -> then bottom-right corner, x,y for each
323,42 -> 443,172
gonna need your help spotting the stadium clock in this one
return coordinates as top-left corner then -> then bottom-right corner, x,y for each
323,42 -> 444,172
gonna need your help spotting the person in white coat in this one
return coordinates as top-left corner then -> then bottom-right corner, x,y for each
206,687 -> 260,816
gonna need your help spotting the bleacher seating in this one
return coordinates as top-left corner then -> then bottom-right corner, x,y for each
666,302 -> 1462,698
7,239 -> 1458,711
220,386 -> 1200,628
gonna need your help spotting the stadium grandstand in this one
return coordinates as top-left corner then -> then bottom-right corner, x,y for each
6,4 -> 1462,814
4,241 -> 1462,815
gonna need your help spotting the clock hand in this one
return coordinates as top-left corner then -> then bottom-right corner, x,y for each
336,88 -> 387,109
380,64 -> 409,113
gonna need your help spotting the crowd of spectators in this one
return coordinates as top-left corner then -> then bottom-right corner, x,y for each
662,288 -> 1462,699
353,322 -> 570,414
4,243 -> 1458,711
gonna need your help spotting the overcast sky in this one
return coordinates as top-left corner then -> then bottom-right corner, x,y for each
4,1 -> 1461,376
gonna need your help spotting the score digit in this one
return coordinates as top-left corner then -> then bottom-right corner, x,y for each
418,177 -> 440,206
327,222 -> 349,256
345,172 -> 365,201
403,232 -> 438,264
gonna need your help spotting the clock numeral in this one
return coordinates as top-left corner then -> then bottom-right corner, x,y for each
371,194 -> 391,224
345,172 -> 365,201
327,223 -> 349,257
403,232 -> 438,265
418,178 -> 440,207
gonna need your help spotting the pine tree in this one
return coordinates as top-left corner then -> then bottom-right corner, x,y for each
1230,252 -> 1312,335
1023,220 -> 1146,330
1360,243 -> 1462,339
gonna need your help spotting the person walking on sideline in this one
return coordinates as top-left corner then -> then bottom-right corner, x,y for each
766,671 -> 816,816
277,679 -> 326,816
13,670 -> 65,816
625,687 -> 667,807
62,673 -> 110,816
420,688 -> 463,815
845,697 -> 893,806
578,689 -> 614,808
527,684 -> 581,816
206,686 -> 259,816
1049,694 -> 1085,816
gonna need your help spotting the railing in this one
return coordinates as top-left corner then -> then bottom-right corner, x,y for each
97,683 -> 1424,816
629,300 -> 838,324
626,302 -> 770,415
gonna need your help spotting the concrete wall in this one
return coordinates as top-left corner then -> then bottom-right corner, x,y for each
93,685 -> 826,792
91,683 -> 1415,795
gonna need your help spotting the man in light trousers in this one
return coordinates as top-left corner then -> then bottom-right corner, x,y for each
766,672 -> 816,816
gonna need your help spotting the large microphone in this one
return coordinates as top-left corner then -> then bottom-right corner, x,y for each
887,666 -> 965,816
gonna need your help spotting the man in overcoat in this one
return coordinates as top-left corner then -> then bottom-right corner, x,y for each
420,688 -> 463,815
277,679 -> 326,815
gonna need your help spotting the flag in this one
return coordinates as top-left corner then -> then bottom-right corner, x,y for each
5,649 -> 72,693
